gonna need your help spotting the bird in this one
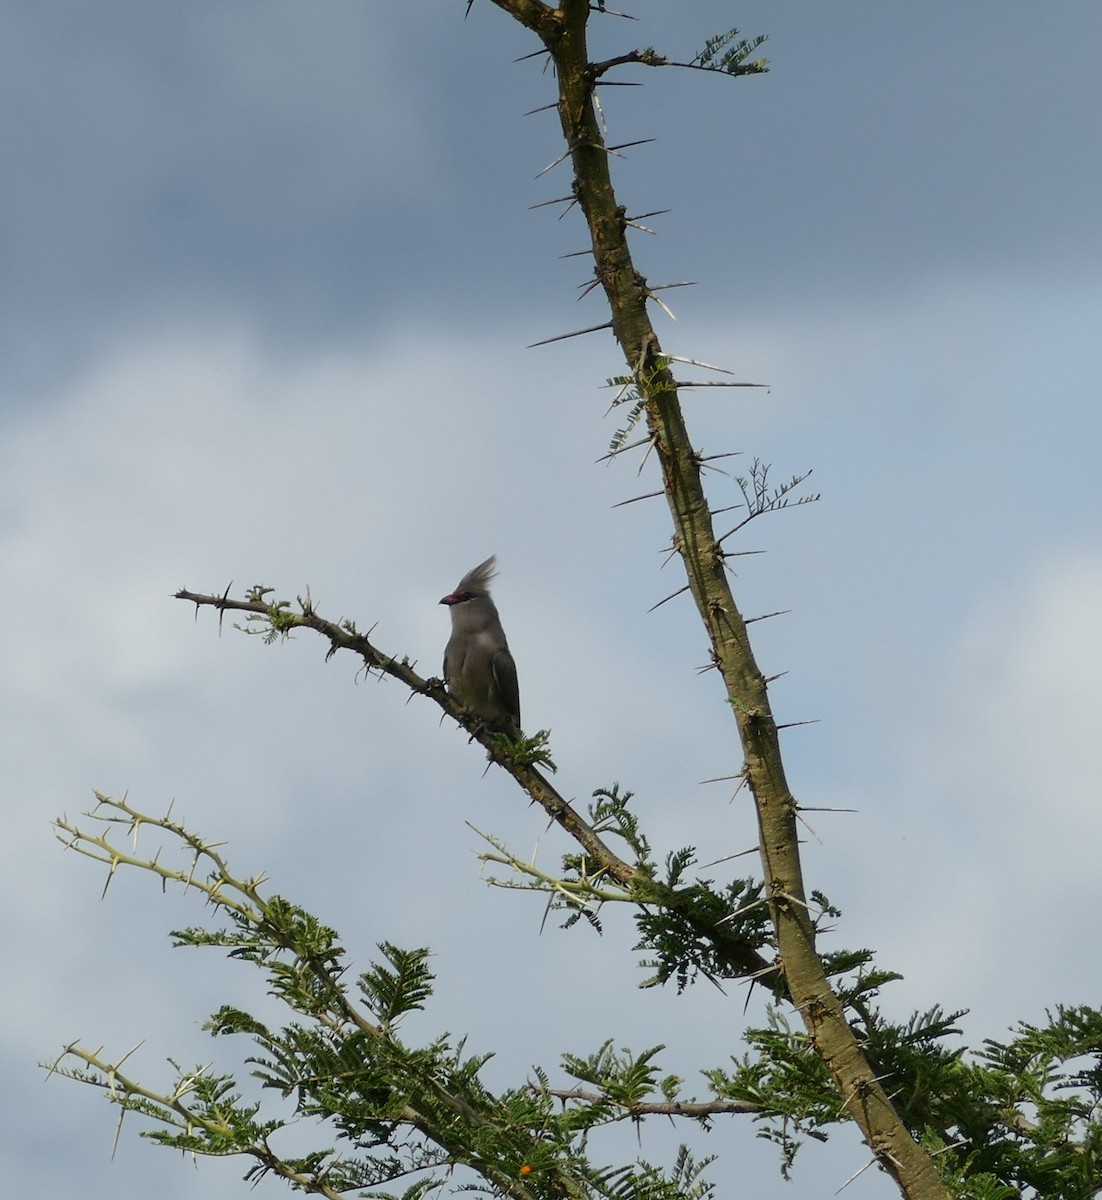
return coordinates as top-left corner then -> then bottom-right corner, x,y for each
440,555 -> 522,739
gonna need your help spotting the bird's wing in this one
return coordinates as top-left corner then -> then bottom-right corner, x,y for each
491,647 -> 521,729
442,634 -> 459,687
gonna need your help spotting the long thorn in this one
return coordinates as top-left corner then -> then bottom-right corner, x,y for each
649,293 -> 679,323
674,379 -> 767,389
746,609 -> 791,624
663,353 -> 736,375
836,1158 -> 878,1194
718,895 -> 769,924
529,194 -> 574,209
612,490 -> 664,508
528,322 -> 613,348
608,138 -> 657,152
595,435 -> 650,463
795,809 -> 823,844
535,148 -> 572,178
696,846 -> 760,868
648,584 -> 690,613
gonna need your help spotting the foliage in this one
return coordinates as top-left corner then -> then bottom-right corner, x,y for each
46,6 -> 1100,1200
690,29 -> 769,77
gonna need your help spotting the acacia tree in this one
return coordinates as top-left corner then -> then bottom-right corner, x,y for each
48,6 -> 1102,1200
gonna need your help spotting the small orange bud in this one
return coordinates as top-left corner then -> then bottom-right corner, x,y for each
519,1164 -> 533,1176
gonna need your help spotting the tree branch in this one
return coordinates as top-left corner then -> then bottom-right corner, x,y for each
174,587 -> 779,987
540,1085 -> 762,1122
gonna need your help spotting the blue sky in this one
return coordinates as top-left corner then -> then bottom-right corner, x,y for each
2,3 -> 1100,1197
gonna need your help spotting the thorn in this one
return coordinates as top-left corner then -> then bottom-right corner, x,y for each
696,845 -> 760,868
742,961 -> 782,983
523,101 -> 559,116
529,194 -> 574,210
648,280 -> 697,290
611,490 -> 664,508
699,772 -> 746,784
603,375 -> 634,415
528,321 -> 613,348
559,249 -> 593,259
728,773 -> 750,802
797,805 -> 858,813
627,209 -> 671,222
636,434 -> 658,475
763,670 -> 789,684
648,292 -> 679,323
535,148 -> 573,178
699,451 -> 743,462
607,138 -> 656,152
795,808 -> 823,844
775,890 -> 812,912
648,584 -> 690,613
835,1156 -> 878,1193
928,1137 -> 973,1159
746,609 -> 791,624
776,719 -> 820,730
673,380 -> 767,388
663,353 -> 737,376
591,91 -> 607,134
595,435 -> 649,463
514,48 -> 550,63
718,894 -> 769,924
217,581 -> 233,635
577,277 -> 602,301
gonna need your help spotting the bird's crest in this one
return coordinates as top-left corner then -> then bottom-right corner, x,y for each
452,555 -> 497,599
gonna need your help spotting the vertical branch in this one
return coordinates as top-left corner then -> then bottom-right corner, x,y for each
490,3 -> 952,1197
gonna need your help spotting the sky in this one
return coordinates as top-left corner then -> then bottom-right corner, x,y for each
2,2 -> 1100,1197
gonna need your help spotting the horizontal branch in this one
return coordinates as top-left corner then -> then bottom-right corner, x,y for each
173,588 -> 780,988
542,1086 -> 762,1122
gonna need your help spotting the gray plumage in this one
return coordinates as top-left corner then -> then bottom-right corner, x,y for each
440,555 -> 521,738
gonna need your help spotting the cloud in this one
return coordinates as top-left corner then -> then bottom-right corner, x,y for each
832,551 -> 1102,1036
3,5 -> 1099,1190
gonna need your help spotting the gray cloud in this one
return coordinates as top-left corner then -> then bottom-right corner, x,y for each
3,4 -> 1099,1198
